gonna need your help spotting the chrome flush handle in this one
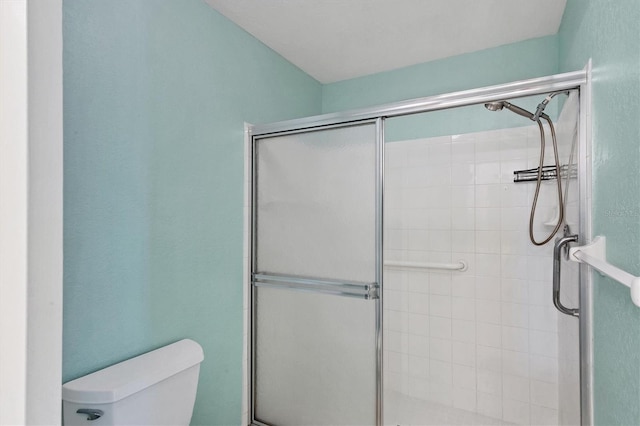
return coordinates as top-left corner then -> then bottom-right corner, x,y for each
553,234 -> 580,317
76,408 -> 104,421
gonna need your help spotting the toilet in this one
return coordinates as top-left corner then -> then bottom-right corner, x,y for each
62,339 -> 204,425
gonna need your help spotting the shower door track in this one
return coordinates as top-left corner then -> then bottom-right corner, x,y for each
247,66 -> 593,426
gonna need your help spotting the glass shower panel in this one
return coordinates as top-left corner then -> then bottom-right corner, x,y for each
255,287 -> 377,425
252,121 -> 379,425
255,124 -> 377,282
382,92 -> 581,426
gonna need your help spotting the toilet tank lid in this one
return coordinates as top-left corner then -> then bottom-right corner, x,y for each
62,339 -> 204,404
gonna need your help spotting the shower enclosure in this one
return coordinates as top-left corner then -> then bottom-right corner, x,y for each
246,70 -> 592,426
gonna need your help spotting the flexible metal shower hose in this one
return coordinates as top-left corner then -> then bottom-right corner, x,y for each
529,116 -> 564,245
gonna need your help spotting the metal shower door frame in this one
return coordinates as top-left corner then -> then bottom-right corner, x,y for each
247,66 -> 593,426
249,118 -> 384,426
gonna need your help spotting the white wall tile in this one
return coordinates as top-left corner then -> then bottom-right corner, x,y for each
430,316 -> 452,339
453,387 -> 477,412
405,271 -> 430,293
408,313 -> 429,336
428,140 -> 452,165
451,230 -> 475,253
502,349 -> 529,378
429,273 -> 452,296
407,376 -> 430,400
501,230 -> 528,254
452,208 -> 475,230
477,370 -> 502,396
476,275 -> 501,300
530,379 -> 559,409
388,351 -> 409,374
529,330 -> 558,358
476,184 -> 501,207
500,183 -> 528,207
475,254 -> 501,277
401,188 -> 430,209
530,355 -> 558,384
476,139 -> 502,163
529,305 -> 558,332
430,294 -> 452,318
408,355 -> 429,378
527,255 -> 553,281
476,300 -> 501,324
501,279 -> 529,303
452,275 -> 475,298
502,326 -> 530,353
503,374 -> 530,402
387,309 -> 409,332
428,381 -> 453,406
403,166 -> 429,187
451,164 -> 475,185
451,140 -> 475,163
501,302 -> 529,328
476,230 -> 501,254
503,398 -> 531,424
453,364 -> 476,390
528,280 -> 552,306
406,230 -> 431,251
451,185 -> 475,207
430,337 -> 452,362
425,165 -> 452,187
385,289 -> 409,312
452,319 -> 476,343
408,334 -> 430,358
530,405 -> 559,425
402,209 -> 429,229
477,345 -> 502,372
452,341 -> 476,367
429,230 -> 452,252
386,330 -> 409,353
429,208 -> 452,230
404,142 -> 429,167
407,292 -> 429,315
501,255 -> 529,280
500,206 -> 529,230
430,359 -> 453,385
452,297 -> 475,321
476,162 -> 501,184
477,392 -> 502,419
477,323 -> 501,348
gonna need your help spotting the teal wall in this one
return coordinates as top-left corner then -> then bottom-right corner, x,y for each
322,36 -> 559,141
559,1 -> 640,424
62,1 -> 321,424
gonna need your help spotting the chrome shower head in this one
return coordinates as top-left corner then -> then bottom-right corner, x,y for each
484,101 -> 505,112
484,100 -> 536,121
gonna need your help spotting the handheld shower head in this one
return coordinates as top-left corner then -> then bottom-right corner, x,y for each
484,101 -> 505,112
484,100 -> 541,121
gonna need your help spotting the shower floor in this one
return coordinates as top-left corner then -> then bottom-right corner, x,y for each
385,390 -> 515,426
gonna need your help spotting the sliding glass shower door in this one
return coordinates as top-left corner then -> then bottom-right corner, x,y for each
251,121 -> 382,425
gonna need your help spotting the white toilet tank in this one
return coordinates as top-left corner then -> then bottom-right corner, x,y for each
62,339 -> 204,426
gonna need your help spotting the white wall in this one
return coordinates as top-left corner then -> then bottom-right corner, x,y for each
0,0 -> 63,424
0,1 -> 29,421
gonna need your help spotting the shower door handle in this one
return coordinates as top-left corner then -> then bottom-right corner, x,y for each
553,234 -> 580,317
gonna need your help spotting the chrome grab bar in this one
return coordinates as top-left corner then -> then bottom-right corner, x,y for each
253,273 -> 379,300
384,260 -> 468,272
553,234 -> 580,317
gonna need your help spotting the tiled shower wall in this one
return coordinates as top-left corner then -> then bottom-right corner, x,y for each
383,117 -> 578,424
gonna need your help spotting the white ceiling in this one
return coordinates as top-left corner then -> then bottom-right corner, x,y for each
205,0 -> 567,84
